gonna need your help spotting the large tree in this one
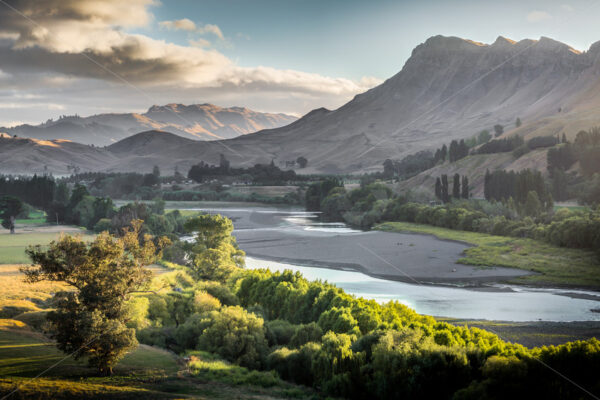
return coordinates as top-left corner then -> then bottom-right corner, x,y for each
0,196 -> 23,234
184,214 -> 245,281
22,220 -> 169,375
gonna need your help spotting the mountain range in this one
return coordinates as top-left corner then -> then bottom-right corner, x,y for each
1,103 -> 297,145
2,35 -> 600,176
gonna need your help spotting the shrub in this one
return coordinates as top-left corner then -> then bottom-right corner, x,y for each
196,306 -> 269,369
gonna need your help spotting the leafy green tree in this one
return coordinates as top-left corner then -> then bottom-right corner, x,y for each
523,191 -> 542,218
22,220 -> 169,375
195,305 -> 269,369
0,196 -> 23,233
516,118 -> 522,128
184,214 -> 245,281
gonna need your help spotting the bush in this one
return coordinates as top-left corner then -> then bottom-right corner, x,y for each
265,319 -> 298,346
195,306 -> 269,369
93,218 -> 112,233
290,322 -> 324,347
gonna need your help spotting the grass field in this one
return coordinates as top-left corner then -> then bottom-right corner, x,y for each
378,221 -> 600,289
0,229 -> 95,264
15,210 -> 47,225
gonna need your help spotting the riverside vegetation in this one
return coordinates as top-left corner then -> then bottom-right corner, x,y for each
1,208 -> 599,399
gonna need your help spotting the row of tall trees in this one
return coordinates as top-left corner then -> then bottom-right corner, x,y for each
0,175 -> 55,210
484,169 -> 553,210
434,174 -> 469,203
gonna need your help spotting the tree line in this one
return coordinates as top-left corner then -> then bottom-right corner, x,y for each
188,156 -> 299,185
435,174 -> 469,203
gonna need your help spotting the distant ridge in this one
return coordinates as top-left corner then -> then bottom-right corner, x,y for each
3,35 -> 600,175
0,103 -> 298,146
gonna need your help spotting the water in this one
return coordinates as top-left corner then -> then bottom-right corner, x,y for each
245,257 -> 600,322
178,202 -> 600,322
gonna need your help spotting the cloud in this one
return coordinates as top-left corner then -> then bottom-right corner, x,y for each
159,19 -> 224,40
0,102 -> 65,110
197,24 -> 224,40
0,0 -> 381,121
527,10 -> 552,22
189,38 -> 211,48
159,18 -> 197,32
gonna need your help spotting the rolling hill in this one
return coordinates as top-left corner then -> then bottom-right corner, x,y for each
1,103 -> 297,145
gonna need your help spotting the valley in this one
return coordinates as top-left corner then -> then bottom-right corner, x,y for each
1,1 -> 600,395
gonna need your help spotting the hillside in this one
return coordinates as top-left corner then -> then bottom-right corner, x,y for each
393,149 -> 550,198
0,135 -> 117,175
1,103 -> 297,145
97,35 -> 600,175
2,35 -> 600,175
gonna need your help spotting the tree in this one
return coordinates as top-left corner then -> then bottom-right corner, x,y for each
0,196 -> 23,233
194,306 -> 269,369
440,144 -> 447,162
550,168 -> 569,201
184,214 -> 245,281
516,118 -> 522,128
152,165 -> 160,177
296,156 -> 308,168
449,140 -> 458,162
484,170 -> 491,201
435,178 -> 442,200
523,191 -> 542,218
478,130 -> 491,145
22,221 -> 169,375
461,176 -> 469,199
383,159 -> 395,177
441,175 -> 449,203
562,133 -> 568,144
494,124 -> 504,137
219,154 -> 230,172
452,173 -> 461,199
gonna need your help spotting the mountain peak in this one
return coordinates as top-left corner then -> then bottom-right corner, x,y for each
535,36 -> 580,53
492,36 -> 516,46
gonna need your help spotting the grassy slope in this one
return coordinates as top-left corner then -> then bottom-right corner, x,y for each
378,221 -> 600,289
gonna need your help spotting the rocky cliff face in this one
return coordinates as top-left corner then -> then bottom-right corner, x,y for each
1,103 -> 297,145
155,35 -> 600,174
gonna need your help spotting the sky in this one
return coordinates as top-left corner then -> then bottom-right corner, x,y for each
0,0 -> 599,127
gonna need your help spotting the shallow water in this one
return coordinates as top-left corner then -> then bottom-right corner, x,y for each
180,202 -> 600,322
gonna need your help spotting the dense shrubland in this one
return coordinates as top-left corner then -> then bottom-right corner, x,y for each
130,218 -> 600,399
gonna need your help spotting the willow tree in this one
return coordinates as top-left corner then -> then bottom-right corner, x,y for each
184,214 -> 245,282
22,220 -> 169,375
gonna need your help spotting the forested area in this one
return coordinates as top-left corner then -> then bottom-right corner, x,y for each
546,128 -> 600,202
187,156 -> 300,185
24,213 -> 599,399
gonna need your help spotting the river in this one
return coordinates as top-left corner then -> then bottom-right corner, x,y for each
174,201 -> 600,322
